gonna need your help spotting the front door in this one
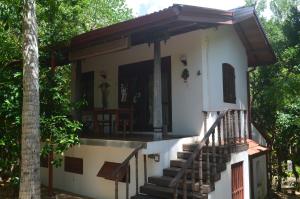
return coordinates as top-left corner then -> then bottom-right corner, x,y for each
118,57 -> 172,131
232,162 -> 244,199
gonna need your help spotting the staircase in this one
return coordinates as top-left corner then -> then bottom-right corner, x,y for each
132,143 -> 248,199
131,109 -> 248,199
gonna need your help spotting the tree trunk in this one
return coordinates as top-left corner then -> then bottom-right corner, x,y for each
292,162 -> 299,191
276,153 -> 282,192
19,0 -> 40,198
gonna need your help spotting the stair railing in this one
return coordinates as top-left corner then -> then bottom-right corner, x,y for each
169,109 -> 247,199
111,144 -> 144,199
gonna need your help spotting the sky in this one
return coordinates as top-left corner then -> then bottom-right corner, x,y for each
125,0 -> 272,17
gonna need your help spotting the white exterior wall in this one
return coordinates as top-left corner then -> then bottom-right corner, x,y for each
251,155 -> 268,199
251,125 -> 267,146
208,151 -> 250,199
41,137 -> 198,199
202,25 -> 248,112
199,25 -> 249,139
72,25 -> 248,136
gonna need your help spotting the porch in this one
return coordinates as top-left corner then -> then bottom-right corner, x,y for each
74,52 -> 175,140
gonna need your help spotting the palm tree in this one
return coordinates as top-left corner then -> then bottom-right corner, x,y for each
19,0 -> 40,198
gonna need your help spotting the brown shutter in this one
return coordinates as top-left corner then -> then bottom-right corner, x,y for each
222,63 -> 236,103
64,156 -> 83,174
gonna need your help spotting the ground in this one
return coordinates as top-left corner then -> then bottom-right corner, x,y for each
1,185 -> 300,198
41,187 -> 91,199
271,189 -> 300,199
0,186 -> 90,199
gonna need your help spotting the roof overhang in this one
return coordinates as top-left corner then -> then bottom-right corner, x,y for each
247,139 -> 269,158
68,4 -> 276,67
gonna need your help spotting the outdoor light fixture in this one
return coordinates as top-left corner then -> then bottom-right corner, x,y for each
180,54 -> 187,66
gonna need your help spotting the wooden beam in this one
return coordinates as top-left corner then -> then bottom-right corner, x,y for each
69,37 -> 130,61
153,40 -> 163,140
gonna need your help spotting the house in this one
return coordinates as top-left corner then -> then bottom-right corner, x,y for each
41,4 -> 276,199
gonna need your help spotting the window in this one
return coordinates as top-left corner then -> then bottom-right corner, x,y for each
81,71 -> 94,110
222,63 -> 236,103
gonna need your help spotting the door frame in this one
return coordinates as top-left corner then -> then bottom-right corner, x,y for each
231,161 -> 244,199
118,56 -> 172,132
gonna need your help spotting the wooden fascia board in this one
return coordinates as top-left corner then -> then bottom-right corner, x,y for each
71,6 -> 181,47
232,7 -> 255,23
177,14 -> 233,24
252,11 -> 277,63
234,23 -> 260,67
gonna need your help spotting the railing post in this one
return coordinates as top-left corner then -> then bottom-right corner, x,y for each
232,110 -> 236,145
191,159 -> 196,195
173,184 -> 179,199
205,139 -> 210,184
226,112 -> 231,154
217,112 -> 221,147
126,165 -> 129,199
144,155 -> 147,184
115,178 -> 119,199
238,110 -> 242,143
135,153 -> 139,196
203,111 -> 208,134
212,129 -> 217,181
198,149 -> 203,194
222,116 -> 227,155
183,171 -> 187,199
244,110 -> 247,143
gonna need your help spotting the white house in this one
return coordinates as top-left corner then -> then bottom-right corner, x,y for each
41,4 -> 276,199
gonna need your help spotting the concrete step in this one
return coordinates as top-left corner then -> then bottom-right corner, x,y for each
131,194 -> 158,199
148,176 -> 215,193
140,183 -> 208,199
170,159 -> 226,171
182,144 -> 227,153
177,151 -> 230,162
163,167 -> 222,182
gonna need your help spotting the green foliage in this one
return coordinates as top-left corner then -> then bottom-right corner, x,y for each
250,0 -> 300,187
0,0 -> 132,188
0,68 -> 22,186
39,66 -> 82,168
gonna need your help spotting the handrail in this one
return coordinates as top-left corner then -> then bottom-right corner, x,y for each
112,144 -> 144,199
111,144 -> 144,179
168,110 -> 228,188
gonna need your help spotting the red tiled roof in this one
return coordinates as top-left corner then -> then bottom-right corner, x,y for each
247,139 -> 268,156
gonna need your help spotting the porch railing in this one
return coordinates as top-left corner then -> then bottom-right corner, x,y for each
168,109 -> 248,199
110,144 -> 145,199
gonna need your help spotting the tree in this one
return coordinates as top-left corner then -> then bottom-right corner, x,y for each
19,0 -> 40,198
0,0 -> 132,197
249,0 -> 300,191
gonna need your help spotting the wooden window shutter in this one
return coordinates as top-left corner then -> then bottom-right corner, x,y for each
222,63 -> 236,103
64,156 -> 83,174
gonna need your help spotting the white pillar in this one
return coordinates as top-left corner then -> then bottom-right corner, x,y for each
153,40 -> 163,140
